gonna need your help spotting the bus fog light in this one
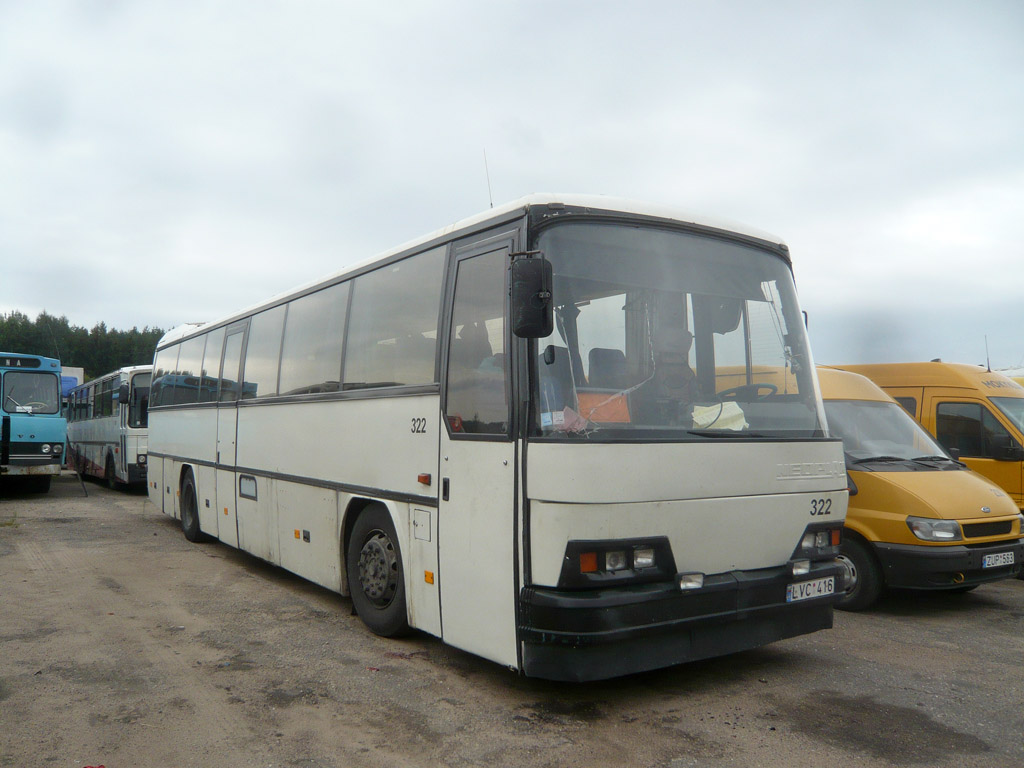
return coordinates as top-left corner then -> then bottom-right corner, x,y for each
606,550 -> 627,571
791,559 -> 811,577
41,444 -> 51,454
678,572 -> 704,590
634,546 -> 656,569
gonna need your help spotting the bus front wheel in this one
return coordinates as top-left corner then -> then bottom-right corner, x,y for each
836,537 -> 882,611
180,474 -> 204,543
347,505 -> 410,638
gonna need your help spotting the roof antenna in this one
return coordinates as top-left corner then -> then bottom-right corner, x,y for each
985,335 -> 991,372
483,149 -> 494,209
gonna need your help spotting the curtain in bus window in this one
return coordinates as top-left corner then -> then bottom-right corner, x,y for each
445,251 -> 508,434
242,305 -> 286,399
343,247 -> 445,389
279,282 -> 348,396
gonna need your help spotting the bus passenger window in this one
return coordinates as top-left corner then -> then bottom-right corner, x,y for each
445,250 -> 508,435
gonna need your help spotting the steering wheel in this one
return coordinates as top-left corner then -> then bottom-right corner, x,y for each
717,383 -> 778,401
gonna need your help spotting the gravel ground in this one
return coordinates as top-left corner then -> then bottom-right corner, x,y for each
2,473 -> 1022,768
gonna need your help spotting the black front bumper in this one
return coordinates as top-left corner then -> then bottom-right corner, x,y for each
874,538 -> 1024,589
519,560 -> 841,682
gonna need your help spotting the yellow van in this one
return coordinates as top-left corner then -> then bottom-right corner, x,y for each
836,362 -> 1024,511
818,367 -> 1023,610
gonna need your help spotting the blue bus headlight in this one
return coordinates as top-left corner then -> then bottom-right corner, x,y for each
53,444 -> 63,455
41,444 -> 52,454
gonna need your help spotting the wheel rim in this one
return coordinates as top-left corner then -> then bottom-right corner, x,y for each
837,553 -> 859,594
358,530 -> 399,608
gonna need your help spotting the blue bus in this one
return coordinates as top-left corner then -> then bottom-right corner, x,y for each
1,352 -> 67,493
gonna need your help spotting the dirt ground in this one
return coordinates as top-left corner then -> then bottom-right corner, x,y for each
2,474 -> 1023,768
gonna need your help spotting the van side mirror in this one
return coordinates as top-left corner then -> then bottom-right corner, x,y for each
511,257 -> 553,338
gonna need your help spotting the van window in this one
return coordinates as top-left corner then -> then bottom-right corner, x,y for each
893,396 -> 916,416
936,402 -> 1016,458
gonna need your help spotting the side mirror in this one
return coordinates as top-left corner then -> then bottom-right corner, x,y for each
990,434 -> 1024,461
511,257 -> 553,338
118,383 -> 129,405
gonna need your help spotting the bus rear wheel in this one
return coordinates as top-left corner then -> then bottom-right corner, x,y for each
105,455 -> 119,490
347,505 -> 410,638
180,473 -> 204,543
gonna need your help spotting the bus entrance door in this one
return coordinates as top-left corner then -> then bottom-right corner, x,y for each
437,239 -> 519,669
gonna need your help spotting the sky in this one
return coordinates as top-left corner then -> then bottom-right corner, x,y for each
2,0 -> 1022,369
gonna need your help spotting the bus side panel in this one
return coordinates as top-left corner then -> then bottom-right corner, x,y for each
276,481 -> 340,591
237,474 -> 279,564
146,453 -> 164,511
196,464 -> 219,535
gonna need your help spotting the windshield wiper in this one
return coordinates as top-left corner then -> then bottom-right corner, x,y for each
851,455 -> 907,464
687,429 -> 769,439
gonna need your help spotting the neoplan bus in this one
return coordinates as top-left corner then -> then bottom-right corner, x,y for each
67,365 -> 152,488
147,195 -> 848,681
1,352 -> 66,493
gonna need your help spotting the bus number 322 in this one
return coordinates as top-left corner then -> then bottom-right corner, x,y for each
810,498 -> 832,516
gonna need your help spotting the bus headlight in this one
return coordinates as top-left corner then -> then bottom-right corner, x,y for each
53,444 -> 63,455
795,524 -> 842,559
906,516 -> 962,542
558,537 -> 676,588
138,454 -> 147,465
41,444 -> 52,454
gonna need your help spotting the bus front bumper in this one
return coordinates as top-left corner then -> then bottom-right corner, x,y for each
874,539 -> 1024,589
1,462 -> 62,477
518,560 -> 841,682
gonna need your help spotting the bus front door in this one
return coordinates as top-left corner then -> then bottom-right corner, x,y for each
437,239 -> 520,669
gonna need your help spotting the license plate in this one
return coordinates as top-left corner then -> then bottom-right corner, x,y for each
982,551 -> 1015,568
786,576 -> 835,602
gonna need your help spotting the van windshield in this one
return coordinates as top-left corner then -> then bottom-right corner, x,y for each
991,397 -> 1024,434
824,399 -> 949,464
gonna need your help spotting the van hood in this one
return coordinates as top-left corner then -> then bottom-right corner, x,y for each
853,468 -> 1018,521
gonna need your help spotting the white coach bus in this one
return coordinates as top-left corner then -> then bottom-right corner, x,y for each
147,195 -> 847,681
67,365 -> 151,488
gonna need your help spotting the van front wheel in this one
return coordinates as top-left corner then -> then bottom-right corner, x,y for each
836,537 -> 882,611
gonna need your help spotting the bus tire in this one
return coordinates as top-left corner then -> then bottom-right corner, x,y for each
836,536 -> 882,611
180,473 -> 204,543
105,455 -> 119,490
347,505 -> 410,638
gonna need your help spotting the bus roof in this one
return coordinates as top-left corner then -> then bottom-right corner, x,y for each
156,194 -> 788,350
71,365 -> 154,392
834,361 -> 1024,398
817,366 -> 894,403
0,352 -> 61,371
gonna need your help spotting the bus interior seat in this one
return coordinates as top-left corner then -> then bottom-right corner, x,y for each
588,348 -> 627,390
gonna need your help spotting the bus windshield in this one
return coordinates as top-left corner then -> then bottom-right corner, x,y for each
2,371 -> 60,415
823,399 -> 948,462
532,222 -> 824,439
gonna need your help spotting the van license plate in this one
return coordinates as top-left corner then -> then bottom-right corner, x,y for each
982,551 -> 1015,568
786,576 -> 835,603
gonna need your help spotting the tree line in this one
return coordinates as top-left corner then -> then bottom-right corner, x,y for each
0,310 -> 164,381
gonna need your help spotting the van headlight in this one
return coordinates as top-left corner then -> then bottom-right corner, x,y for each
906,516 -> 962,542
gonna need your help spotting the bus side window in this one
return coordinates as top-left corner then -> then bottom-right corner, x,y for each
445,250 -> 509,435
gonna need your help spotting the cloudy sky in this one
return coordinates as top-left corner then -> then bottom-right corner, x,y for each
2,1 -> 1022,369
